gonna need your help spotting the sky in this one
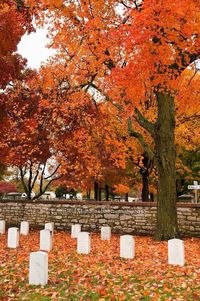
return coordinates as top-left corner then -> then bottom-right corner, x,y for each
17,28 -> 56,70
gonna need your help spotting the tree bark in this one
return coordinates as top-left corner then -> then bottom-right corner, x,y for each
140,154 -> 154,202
105,184 -> 109,201
86,189 -> 91,200
154,92 -> 179,240
94,181 -> 99,201
125,193 -> 128,202
150,193 -> 154,202
141,170 -> 149,201
98,187 -> 102,201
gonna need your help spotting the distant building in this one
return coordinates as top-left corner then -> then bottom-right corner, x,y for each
41,191 -> 56,200
4,192 -> 22,200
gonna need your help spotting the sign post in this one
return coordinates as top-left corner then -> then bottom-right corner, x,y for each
188,181 -> 200,203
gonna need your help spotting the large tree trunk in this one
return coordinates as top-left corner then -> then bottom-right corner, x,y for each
141,170 -> 149,201
154,92 -> 179,240
98,187 -> 102,201
86,189 -> 91,200
105,184 -> 109,201
94,181 -> 99,201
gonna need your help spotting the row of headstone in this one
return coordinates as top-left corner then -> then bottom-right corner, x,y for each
75,231 -> 134,258
4,220 -> 30,249
2,220 -> 185,266
29,222 -> 54,285
30,224 -> 90,285
0,220 -> 29,236
28,237 -> 185,286
1,220 -> 185,286
71,224 -> 185,265
71,224 -> 111,241
2,221 -> 53,251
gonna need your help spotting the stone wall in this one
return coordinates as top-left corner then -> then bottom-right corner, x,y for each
0,200 -> 199,237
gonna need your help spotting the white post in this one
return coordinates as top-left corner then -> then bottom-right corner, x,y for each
77,232 -> 91,254
101,226 -> 111,240
7,227 -> 19,248
120,235 -> 135,259
188,182 -> 199,203
168,238 -> 185,266
0,220 -> 5,234
71,224 -> 81,238
20,221 -> 29,235
29,251 -> 48,285
45,222 -> 54,236
40,230 -> 52,252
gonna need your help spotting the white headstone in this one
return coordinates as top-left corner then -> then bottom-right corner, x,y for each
77,232 -> 91,254
20,221 -> 29,235
29,251 -> 48,285
40,230 -> 52,252
101,226 -> 111,240
71,224 -> 81,238
7,227 -> 19,248
168,238 -> 185,266
120,235 -> 135,259
45,222 -> 54,235
0,220 -> 5,234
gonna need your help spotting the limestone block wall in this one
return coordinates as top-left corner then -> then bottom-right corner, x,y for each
0,200 -> 199,237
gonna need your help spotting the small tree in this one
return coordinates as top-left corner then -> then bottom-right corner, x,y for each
55,185 -> 68,198
19,159 -> 62,200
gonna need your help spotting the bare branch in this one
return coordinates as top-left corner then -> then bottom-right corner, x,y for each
44,163 -> 61,180
30,163 -> 40,191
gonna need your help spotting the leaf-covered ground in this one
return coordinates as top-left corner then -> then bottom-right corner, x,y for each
0,232 -> 199,301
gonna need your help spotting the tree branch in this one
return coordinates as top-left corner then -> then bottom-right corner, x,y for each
30,163 -> 40,191
28,160 -> 33,198
89,83 -> 124,111
44,163 -> 61,180
39,162 -> 46,194
32,174 -> 63,201
19,167 -> 28,195
134,107 -> 155,137
128,118 -> 154,160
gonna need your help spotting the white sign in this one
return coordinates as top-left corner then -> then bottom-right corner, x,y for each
188,185 -> 200,190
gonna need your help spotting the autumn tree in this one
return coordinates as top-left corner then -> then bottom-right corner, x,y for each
175,68 -> 200,195
0,0 -> 32,89
36,62 -> 131,201
25,0 -> 200,239
0,0 -> 33,164
2,70 -> 62,200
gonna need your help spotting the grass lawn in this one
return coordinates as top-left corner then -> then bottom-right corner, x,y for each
0,231 -> 199,300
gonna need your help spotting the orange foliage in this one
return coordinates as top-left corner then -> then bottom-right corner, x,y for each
113,183 -> 130,194
0,0 -> 32,89
0,231 -> 199,299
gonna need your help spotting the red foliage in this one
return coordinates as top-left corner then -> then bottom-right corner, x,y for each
0,181 -> 16,194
